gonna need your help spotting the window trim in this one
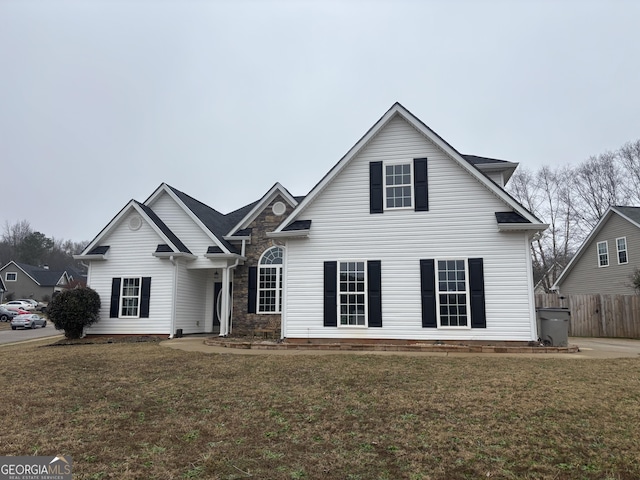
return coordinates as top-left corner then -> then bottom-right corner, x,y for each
5,272 -> 17,282
257,246 -> 284,314
616,237 -> 628,265
119,277 -> 142,318
337,260 -> 368,328
597,241 -> 609,267
435,258 -> 472,330
383,160 -> 414,211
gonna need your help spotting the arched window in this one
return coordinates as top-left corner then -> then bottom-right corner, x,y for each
258,246 -> 283,313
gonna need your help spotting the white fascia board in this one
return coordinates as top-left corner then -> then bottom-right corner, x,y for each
552,208 -> 615,289
152,252 -> 197,260
227,183 -> 299,236
266,230 -> 310,238
275,103 -> 540,232
223,235 -> 251,241
147,183 -> 232,254
73,254 -> 107,261
497,223 -> 549,232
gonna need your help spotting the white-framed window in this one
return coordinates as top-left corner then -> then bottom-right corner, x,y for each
384,162 -> 413,209
436,259 -> 470,328
597,241 -> 609,267
258,246 -> 283,313
120,277 -> 141,317
5,272 -> 17,282
339,261 -> 367,326
616,237 -> 628,264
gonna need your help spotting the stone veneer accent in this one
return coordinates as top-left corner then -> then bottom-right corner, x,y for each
231,195 -> 288,335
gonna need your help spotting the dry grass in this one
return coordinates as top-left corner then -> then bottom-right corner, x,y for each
1,340 -> 640,480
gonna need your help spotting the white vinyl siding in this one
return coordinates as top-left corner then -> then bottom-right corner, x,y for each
85,211 -> 174,335
283,114 -> 536,342
148,192 -> 224,269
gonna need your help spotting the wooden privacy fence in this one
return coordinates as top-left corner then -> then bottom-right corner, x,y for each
535,294 -> 640,338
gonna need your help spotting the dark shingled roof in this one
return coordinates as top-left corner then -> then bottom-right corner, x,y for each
15,263 -> 67,287
87,245 -> 110,255
206,246 -> 225,254
155,244 -> 174,253
283,220 -> 312,231
136,202 -> 192,254
615,206 -> 640,226
167,185 -> 244,254
495,212 -> 531,224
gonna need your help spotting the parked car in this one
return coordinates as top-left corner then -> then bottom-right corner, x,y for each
17,299 -> 41,309
10,314 -> 47,329
0,306 -> 19,322
1,300 -> 35,311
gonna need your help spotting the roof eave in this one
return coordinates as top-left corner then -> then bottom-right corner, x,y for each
497,223 -> 548,232
73,254 -> 107,261
203,253 -> 247,260
152,252 -> 197,260
267,230 -> 310,238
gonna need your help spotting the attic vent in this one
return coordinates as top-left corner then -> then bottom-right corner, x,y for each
129,215 -> 142,231
272,201 -> 286,216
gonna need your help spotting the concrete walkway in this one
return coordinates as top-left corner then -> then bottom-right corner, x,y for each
161,336 -> 640,359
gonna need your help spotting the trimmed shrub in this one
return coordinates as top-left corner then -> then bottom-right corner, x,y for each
48,287 -> 101,339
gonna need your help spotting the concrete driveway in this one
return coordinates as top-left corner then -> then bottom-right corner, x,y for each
161,336 -> 640,359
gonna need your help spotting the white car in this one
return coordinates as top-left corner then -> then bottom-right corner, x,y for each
1,301 -> 35,311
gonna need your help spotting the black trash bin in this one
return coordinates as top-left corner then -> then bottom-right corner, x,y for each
536,307 -> 571,347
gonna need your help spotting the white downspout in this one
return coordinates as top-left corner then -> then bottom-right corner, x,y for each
169,256 -> 179,339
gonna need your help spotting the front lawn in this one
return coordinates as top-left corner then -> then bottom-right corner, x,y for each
1,340 -> 639,479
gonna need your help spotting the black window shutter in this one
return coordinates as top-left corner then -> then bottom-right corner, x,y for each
468,258 -> 487,328
414,158 -> 429,211
140,277 -> 151,318
367,260 -> 382,327
248,267 -> 257,314
370,161 -> 383,214
109,278 -> 121,318
420,259 -> 437,328
323,261 -> 337,327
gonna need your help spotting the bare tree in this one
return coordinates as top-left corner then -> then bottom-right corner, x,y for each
508,166 -> 577,292
2,220 -> 32,248
618,139 -> 640,205
571,152 -> 629,230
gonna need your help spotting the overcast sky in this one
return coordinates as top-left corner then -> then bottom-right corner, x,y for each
1,0 -> 639,243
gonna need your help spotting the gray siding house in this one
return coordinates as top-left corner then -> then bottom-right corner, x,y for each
553,206 -> 640,295
0,261 -> 72,301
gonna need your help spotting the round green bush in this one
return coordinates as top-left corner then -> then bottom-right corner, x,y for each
48,287 -> 101,339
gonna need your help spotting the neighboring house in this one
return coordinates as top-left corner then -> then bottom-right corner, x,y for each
534,262 -> 565,294
0,261 -> 74,301
0,276 -> 5,303
76,102 -> 547,342
553,206 -> 640,295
